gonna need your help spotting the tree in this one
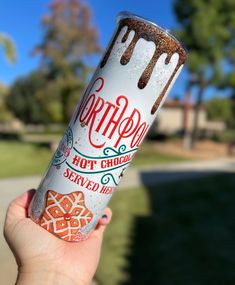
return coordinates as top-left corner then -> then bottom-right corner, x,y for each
228,95 -> 235,129
206,97 -> 233,126
0,83 -> 13,123
0,33 -> 17,63
33,0 -> 101,123
0,33 -> 17,123
6,71 -> 51,124
173,0 -> 235,148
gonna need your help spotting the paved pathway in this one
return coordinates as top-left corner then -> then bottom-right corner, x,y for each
1,158 -> 235,284
119,157 -> 235,188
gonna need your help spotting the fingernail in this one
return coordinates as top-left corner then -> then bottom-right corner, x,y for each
102,214 -> 108,219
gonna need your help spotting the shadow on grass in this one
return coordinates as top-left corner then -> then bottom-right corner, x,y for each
121,172 -> 235,285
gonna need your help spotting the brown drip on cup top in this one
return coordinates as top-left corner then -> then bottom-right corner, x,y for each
100,18 -> 187,115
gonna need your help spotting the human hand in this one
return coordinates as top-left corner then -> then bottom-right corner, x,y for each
4,190 -> 112,285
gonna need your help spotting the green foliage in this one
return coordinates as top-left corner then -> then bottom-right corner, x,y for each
215,130 -> 235,143
174,0 -> 234,84
173,0 -> 235,147
0,83 -> 13,123
35,75 -> 83,123
33,0 -> 101,123
206,96 -> 233,125
7,69 -> 84,124
0,33 -> 17,122
0,32 -> 17,63
35,0 -> 101,76
7,0 -> 101,125
6,71 -> 50,124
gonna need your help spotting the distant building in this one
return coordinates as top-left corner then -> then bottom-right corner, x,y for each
155,99 -> 226,135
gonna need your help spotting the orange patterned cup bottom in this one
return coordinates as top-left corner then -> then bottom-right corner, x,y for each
38,190 -> 93,242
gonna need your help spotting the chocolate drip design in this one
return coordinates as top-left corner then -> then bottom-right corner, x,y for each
100,18 -> 187,114
120,33 -> 139,65
138,50 -> 172,89
151,67 -> 179,115
100,28 -> 120,69
121,28 -> 130,43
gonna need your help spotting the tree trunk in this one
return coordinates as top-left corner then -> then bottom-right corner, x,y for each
183,88 -> 192,150
190,86 -> 205,149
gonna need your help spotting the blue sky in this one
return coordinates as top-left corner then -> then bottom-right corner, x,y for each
0,0 -> 187,98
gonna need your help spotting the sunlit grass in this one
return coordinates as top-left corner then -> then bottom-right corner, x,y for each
0,141 -> 52,178
0,140 -> 186,178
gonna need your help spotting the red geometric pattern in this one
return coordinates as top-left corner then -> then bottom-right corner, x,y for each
39,190 -> 93,241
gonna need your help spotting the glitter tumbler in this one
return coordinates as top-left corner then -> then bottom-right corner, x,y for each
29,12 -> 187,242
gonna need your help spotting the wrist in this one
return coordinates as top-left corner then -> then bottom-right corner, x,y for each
17,266 -> 88,285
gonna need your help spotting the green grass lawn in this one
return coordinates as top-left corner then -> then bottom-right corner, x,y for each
0,141 -> 52,178
95,174 -> 235,285
0,140 -> 186,178
132,142 -> 187,166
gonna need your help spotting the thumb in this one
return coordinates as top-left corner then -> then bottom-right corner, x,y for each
81,208 -> 112,252
5,189 -> 35,225
92,207 -> 112,238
